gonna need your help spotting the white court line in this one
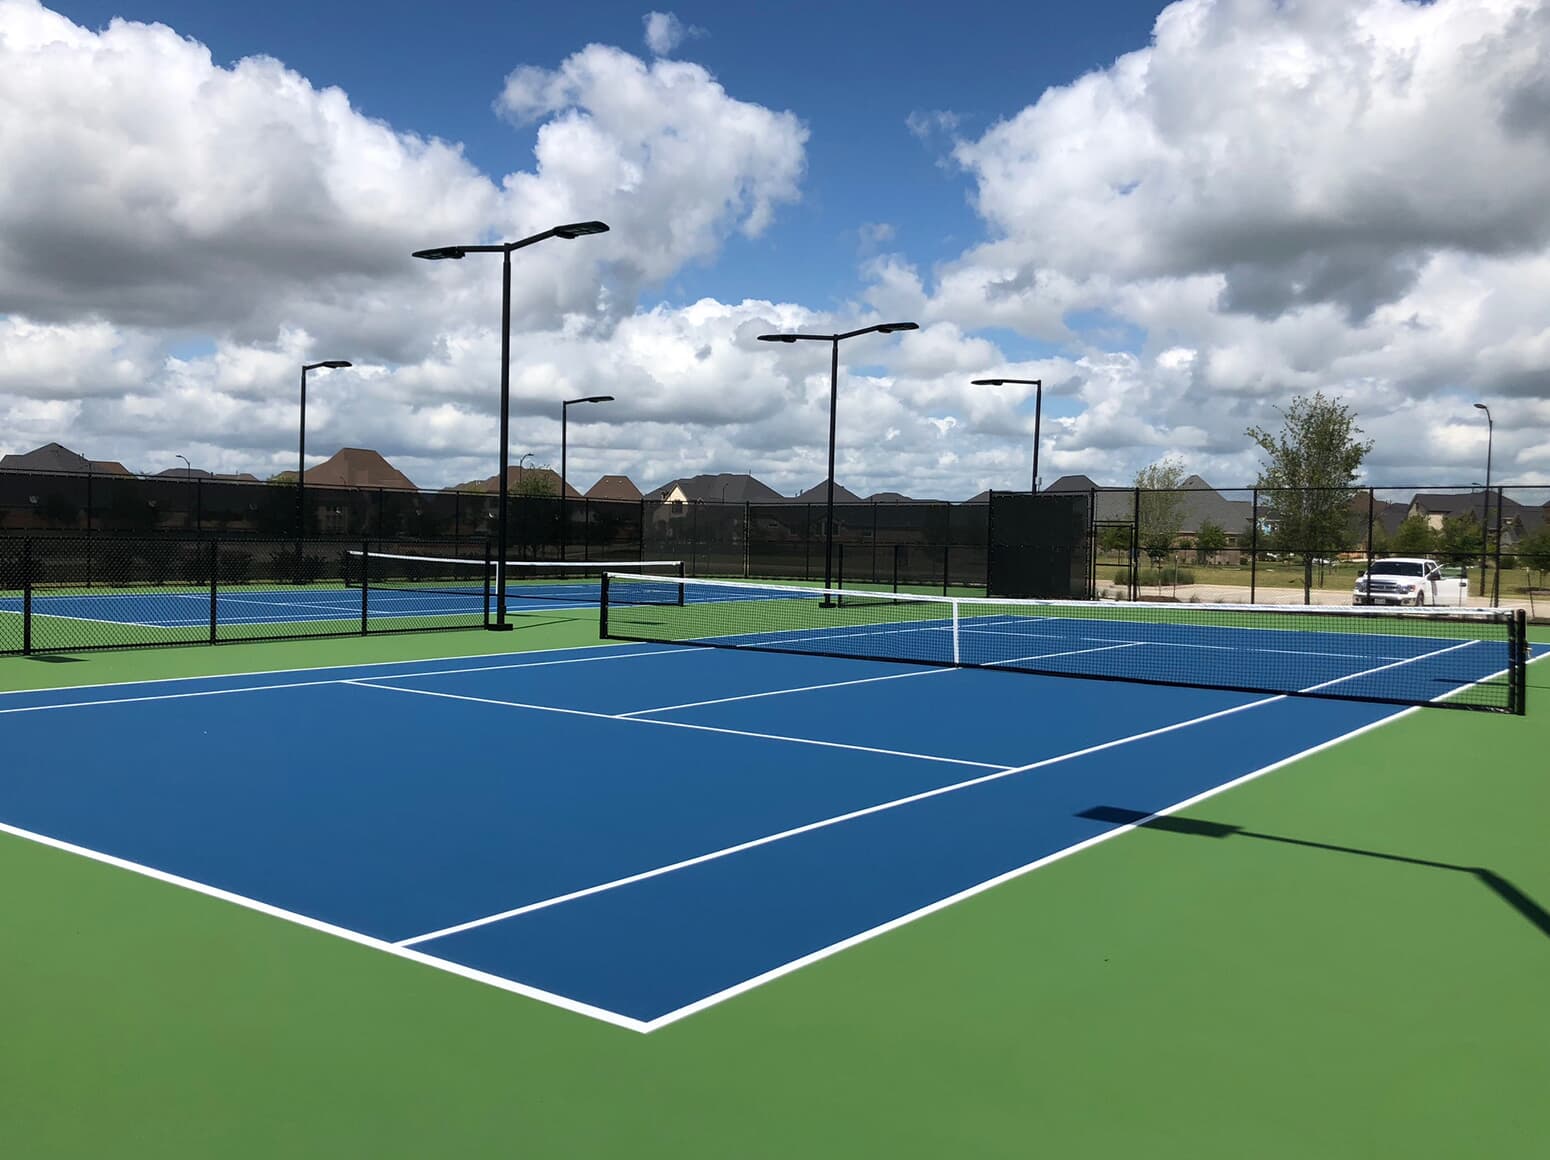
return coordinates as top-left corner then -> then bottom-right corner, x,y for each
616,666 -> 953,717
0,647 -> 690,715
639,644 -> 1541,1031
393,639 -> 1488,950
393,684 -> 1299,949
0,816 -> 648,1033
983,641 -> 1146,667
0,645 -> 1535,1035
0,638 -> 652,699
958,624 -> 1416,662
348,680 -> 1011,771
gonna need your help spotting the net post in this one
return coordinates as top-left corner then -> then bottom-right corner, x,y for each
951,599 -> 961,665
207,540 -> 218,643
836,542 -> 845,606
675,560 -> 685,606
1512,608 -> 1527,716
483,541 -> 492,627
1130,488 -> 1141,602
1250,488 -> 1260,602
942,543 -> 950,596
599,572 -> 611,638
1492,487 -> 1504,608
1365,488 -> 1375,593
360,540 -> 370,635
892,542 -> 901,594
21,537 -> 32,656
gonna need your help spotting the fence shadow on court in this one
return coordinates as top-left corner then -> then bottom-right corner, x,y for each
1077,805 -> 1550,942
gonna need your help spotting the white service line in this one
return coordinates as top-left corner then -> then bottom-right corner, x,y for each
615,666 -> 953,717
347,680 -> 1010,771
394,683 -> 1295,949
0,647 -> 689,715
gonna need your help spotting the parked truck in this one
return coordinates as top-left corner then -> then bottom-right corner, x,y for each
1352,558 -> 1468,606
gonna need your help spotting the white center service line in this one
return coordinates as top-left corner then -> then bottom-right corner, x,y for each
390,639 -> 1487,951
615,666 -> 953,716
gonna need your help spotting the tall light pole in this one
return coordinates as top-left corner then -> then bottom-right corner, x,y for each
413,221 -> 610,628
561,395 -> 614,560
971,377 -> 1044,492
1475,402 -> 1493,599
298,359 -> 351,571
758,322 -> 918,602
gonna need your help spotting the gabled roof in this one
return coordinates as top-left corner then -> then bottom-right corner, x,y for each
866,491 -> 915,503
0,442 -> 130,474
451,466 -> 581,498
303,447 -> 418,490
645,473 -> 784,503
1044,474 -> 1120,492
1409,491 -> 1489,516
794,480 -> 865,504
585,474 -> 642,501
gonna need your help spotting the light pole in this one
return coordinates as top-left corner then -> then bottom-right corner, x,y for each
1475,402 -> 1493,599
561,395 -> 614,559
971,377 -> 1044,492
298,359 -> 351,572
758,322 -> 917,602
413,221 -> 610,628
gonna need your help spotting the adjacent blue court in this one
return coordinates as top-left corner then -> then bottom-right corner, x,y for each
2,632 -> 1485,1031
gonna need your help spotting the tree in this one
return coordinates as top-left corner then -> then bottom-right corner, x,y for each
1134,456 -> 1188,584
1389,514 -> 1439,556
1519,528 -> 1550,583
1247,392 -> 1373,602
1195,520 -> 1228,563
1438,513 -> 1483,565
515,467 -> 558,498
1098,524 -> 1132,557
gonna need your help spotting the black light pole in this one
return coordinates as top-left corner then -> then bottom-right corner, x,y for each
298,359 -> 351,569
1475,402 -> 1493,597
758,322 -> 918,602
561,395 -> 614,559
971,378 -> 1044,491
413,221 -> 610,628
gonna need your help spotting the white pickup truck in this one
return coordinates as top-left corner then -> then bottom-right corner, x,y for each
1353,558 -> 1468,606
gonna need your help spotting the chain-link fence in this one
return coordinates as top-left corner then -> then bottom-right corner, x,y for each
0,536 -> 492,655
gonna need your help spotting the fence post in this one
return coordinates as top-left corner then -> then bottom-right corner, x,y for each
942,543 -> 951,596
482,540 -> 492,628
1250,489 -> 1260,603
207,540 -> 218,644
871,502 -> 879,584
360,539 -> 370,635
1365,488 -> 1375,589
21,538 -> 32,655
803,505 -> 811,580
1130,487 -> 1141,601
1492,486 -> 1504,608
743,501 -> 751,578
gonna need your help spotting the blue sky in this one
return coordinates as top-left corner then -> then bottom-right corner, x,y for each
50,0 -> 1164,313
3,0 -> 1547,496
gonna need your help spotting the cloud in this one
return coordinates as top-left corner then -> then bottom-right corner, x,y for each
642,11 -> 705,57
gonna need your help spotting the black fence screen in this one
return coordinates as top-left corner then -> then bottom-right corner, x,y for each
988,492 -> 1093,598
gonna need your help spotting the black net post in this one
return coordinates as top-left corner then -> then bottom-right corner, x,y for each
1130,488 -> 1141,601
359,540 -> 370,634
1512,609 -> 1528,715
893,542 -> 901,593
836,542 -> 845,596
207,539 -> 219,644
942,544 -> 951,596
598,572 -> 610,637
1250,488 -> 1260,602
1366,488 -> 1375,584
483,540 -> 492,627
21,537 -> 32,656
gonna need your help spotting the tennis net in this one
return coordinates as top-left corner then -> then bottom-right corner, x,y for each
600,574 -> 1528,714
346,552 -> 684,605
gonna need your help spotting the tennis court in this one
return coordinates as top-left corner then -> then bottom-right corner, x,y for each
0,579 -> 1533,1031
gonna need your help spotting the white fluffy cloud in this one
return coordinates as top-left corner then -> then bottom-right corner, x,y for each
1,0 -> 1548,504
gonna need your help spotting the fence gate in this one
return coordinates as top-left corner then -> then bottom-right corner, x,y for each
987,492 -> 1093,599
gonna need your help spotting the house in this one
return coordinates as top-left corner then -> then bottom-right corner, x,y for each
1043,474 -> 1133,523
866,492 -> 915,503
298,447 -> 418,491
794,480 -> 865,504
1408,489 -> 1539,545
451,466 -> 581,498
0,442 -> 132,475
645,473 -> 784,504
585,474 -> 642,502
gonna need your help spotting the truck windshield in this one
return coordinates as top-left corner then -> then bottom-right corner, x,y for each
1370,561 -> 1426,577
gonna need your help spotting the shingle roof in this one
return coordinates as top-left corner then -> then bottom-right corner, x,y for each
303,448 -> 418,490
644,473 -> 784,503
794,480 -> 865,504
585,474 -> 642,501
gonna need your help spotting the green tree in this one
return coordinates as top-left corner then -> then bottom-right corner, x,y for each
515,467 -> 558,498
1134,456 -> 1188,585
1246,391 -> 1373,602
1194,520 -> 1227,563
1098,524 -> 1132,557
1389,514 -> 1439,556
1438,513 -> 1483,565
1519,528 -> 1550,582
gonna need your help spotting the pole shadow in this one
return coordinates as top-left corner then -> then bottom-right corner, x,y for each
1077,805 -> 1550,942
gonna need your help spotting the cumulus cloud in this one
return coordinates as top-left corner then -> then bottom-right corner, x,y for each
642,11 -> 705,57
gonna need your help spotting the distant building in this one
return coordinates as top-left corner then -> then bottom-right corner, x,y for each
585,474 -> 642,501
451,465 -> 580,498
645,473 -> 784,504
866,491 -> 915,503
794,480 -> 865,504
295,447 -> 418,490
0,442 -> 132,475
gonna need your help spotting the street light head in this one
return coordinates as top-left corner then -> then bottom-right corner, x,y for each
566,394 -> 615,406
411,246 -> 467,260
552,221 -> 610,239
320,360 -> 352,369
971,379 -> 1006,386
1474,403 -> 1490,412
875,322 -> 919,334
757,334 -> 798,343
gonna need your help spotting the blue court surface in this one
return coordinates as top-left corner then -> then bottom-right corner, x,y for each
0,638 -> 1528,1031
